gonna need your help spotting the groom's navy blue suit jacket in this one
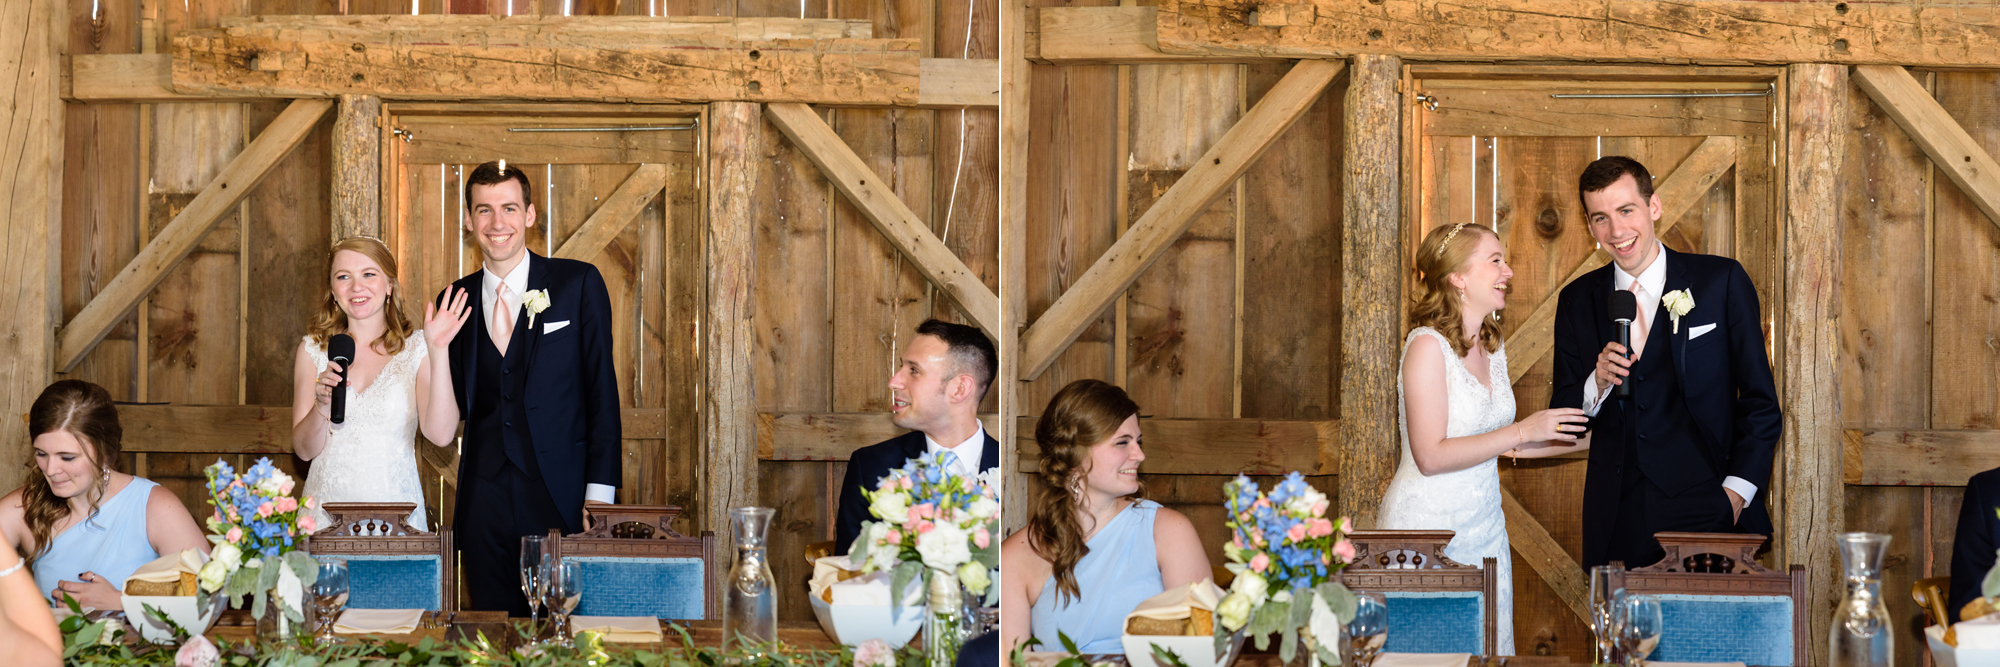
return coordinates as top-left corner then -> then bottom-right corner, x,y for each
835,429 -> 1002,555
1551,246 -> 1782,567
442,252 -> 623,535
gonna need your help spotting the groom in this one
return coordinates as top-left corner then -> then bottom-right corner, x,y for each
1551,156 -> 1782,569
443,161 -> 622,615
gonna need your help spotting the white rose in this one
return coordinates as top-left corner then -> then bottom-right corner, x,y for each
1216,593 -> 1253,632
867,538 -> 902,573
915,521 -> 972,570
1271,589 -> 1293,604
870,492 -> 910,524
1308,593 -> 1342,654
211,543 -> 243,571
957,562 -> 992,596
197,559 -> 229,593
967,497 -> 999,521
1287,488 -> 1328,515
1230,569 -> 1270,606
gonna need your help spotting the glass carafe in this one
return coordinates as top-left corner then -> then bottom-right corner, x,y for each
1831,532 -> 1892,667
723,507 -> 777,648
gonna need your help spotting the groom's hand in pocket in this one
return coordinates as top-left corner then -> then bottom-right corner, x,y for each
582,500 -> 609,530
1724,487 -> 1745,524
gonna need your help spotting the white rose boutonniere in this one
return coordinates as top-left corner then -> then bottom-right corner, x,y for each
1662,289 -> 1695,333
521,289 -> 552,328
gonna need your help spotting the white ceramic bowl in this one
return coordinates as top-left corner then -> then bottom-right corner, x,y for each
1122,632 -> 1245,667
121,595 -> 223,645
807,591 -> 926,648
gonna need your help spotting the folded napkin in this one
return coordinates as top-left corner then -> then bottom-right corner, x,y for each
1958,612 -> 2000,648
809,556 -> 922,607
1647,663 -> 1746,667
123,549 -> 205,596
334,608 -> 424,634
573,615 -> 663,643
1372,653 -> 1473,667
1123,578 -> 1224,635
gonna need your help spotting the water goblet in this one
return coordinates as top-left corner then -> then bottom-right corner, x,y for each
1615,594 -> 1664,667
1589,565 -> 1624,664
311,559 -> 350,644
547,560 -> 581,644
1344,591 -> 1388,667
521,535 -> 549,636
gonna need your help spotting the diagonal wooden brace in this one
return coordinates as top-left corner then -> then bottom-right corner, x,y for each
1853,64 -> 2000,232
554,163 -> 670,261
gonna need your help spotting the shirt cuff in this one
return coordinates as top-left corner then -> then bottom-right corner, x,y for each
1721,476 -> 1758,504
585,483 -> 618,504
1582,376 -> 1609,417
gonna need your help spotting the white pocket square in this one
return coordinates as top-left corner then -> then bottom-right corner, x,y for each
543,320 -> 571,334
1688,323 -> 1717,340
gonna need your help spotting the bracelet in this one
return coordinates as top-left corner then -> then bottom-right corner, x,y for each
0,556 -> 25,578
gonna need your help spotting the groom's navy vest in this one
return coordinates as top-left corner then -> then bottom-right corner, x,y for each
1621,310 -> 1714,496
470,322 -> 539,479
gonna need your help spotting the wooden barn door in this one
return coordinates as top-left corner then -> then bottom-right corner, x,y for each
1406,66 -> 1781,659
380,104 -> 706,538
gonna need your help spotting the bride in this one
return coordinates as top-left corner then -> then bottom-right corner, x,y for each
291,237 -> 471,532
1378,221 -> 1590,654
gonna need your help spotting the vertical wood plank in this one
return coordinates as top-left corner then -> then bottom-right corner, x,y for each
662,119 -> 705,534
1021,59 -> 1118,413
704,99 -> 761,601
1931,71 -> 2000,431
999,0 -> 1032,535
1339,54 -> 1402,530
1238,62 -> 1338,422
147,101 -> 244,407
333,94 -> 383,240
243,102 -> 332,406
0,0 -> 63,495
62,0 -> 139,401
1781,63 -> 1847,667
829,106 -> 932,415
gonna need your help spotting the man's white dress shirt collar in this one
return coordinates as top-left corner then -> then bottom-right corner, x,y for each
925,422 -> 989,480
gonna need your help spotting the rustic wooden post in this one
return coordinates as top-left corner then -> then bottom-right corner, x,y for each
332,94 -> 383,240
1782,62 -> 1847,667
999,0 -> 1031,533
0,0 -> 63,494
704,101 -> 760,566
1339,54 -> 1401,529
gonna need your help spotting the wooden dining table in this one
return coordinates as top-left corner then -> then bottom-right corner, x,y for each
203,609 -> 842,651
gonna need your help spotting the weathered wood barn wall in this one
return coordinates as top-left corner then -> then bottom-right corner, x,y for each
8,0 -> 997,624
1006,1 -> 2000,664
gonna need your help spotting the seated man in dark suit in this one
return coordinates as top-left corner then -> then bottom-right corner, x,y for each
1951,467 -> 2000,623
835,319 -> 1000,555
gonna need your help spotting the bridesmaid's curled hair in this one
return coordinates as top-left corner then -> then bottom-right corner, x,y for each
1027,379 -> 1141,606
19,380 -> 123,569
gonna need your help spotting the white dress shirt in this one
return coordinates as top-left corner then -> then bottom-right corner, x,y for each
1581,243 -> 1756,504
925,422 -> 989,480
481,254 -> 616,505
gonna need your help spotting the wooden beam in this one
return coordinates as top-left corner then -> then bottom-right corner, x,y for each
1015,417 -> 1337,476
1781,63 -> 1847,667
54,98 -> 332,374
1504,135 -> 1739,385
704,101 -> 760,554
1338,54 -> 1400,532
1844,429 -> 2000,487
1034,7 -> 1285,65
764,102 -> 1002,340
171,19 -> 922,107
1853,65 -> 2000,232
111,405 -> 669,455
553,163 -> 669,261
755,412 -> 1003,461
332,94 -> 382,240
999,0 -> 1030,535
211,14 -> 876,41
0,0 -> 62,495
1017,58 -> 1342,380
917,58 -> 998,108
1501,486 -> 1591,626
66,53 -> 258,103
1151,0 -> 2000,68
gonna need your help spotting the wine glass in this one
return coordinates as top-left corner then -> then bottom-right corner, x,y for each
1344,591 -> 1388,667
547,560 -> 581,645
311,559 -> 350,644
1589,566 -> 1623,664
520,535 -> 548,634
1615,594 -> 1664,667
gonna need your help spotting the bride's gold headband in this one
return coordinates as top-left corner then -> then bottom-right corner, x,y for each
1435,221 -> 1471,258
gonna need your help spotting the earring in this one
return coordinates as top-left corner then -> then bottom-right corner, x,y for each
100,467 -> 111,484
1491,311 -> 1502,323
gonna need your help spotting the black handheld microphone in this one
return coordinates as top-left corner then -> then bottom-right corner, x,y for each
1607,290 -> 1637,400
328,334 -> 355,424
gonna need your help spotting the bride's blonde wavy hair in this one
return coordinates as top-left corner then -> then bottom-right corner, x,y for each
1411,222 -> 1503,358
307,237 -> 414,355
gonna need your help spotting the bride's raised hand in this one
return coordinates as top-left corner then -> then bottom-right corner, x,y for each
1517,407 -> 1589,443
423,287 -> 473,349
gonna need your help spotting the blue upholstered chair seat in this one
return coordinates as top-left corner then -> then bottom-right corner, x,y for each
1652,594 -> 1793,666
1383,591 -> 1484,654
317,554 -> 444,611
572,556 -> 706,620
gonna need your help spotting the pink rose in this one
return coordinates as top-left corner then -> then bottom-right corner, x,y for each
305,496 -> 316,509
853,638 -> 895,667
878,476 -> 896,491
973,528 -> 991,549
279,479 -> 294,495
256,502 -> 274,519
225,527 -> 243,544
1333,539 -> 1357,561
1307,518 -> 1334,538
899,477 -> 912,490
1249,552 -> 1270,573
913,519 -> 934,534
273,497 -> 297,513
884,528 -> 902,544
1311,499 -> 1329,515
1286,523 -> 1308,543
912,504 -> 934,520
175,633 -> 219,667
299,515 -> 318,534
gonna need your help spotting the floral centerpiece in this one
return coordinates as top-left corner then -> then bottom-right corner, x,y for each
193,458 -> 321,640
1214,472 -> 1358,665
851,452 -> 1001,665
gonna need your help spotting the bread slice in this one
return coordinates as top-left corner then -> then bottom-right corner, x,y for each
1187,608 -> 1214,635
124,579 -> 180,596
1125,616 -> 1186,636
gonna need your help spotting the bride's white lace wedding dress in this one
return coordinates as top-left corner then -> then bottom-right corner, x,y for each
301,332 -> 430,532
1378,326 -> 1515,654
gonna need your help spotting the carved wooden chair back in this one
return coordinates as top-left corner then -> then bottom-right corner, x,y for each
1617,532 -> 1808,667
1337,530 -> 1498,656
305,502 -> 455,612
553,505 -> 717,620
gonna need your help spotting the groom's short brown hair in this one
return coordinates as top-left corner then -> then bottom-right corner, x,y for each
1578,156 -> 1655,208
465,161 -> 535,211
